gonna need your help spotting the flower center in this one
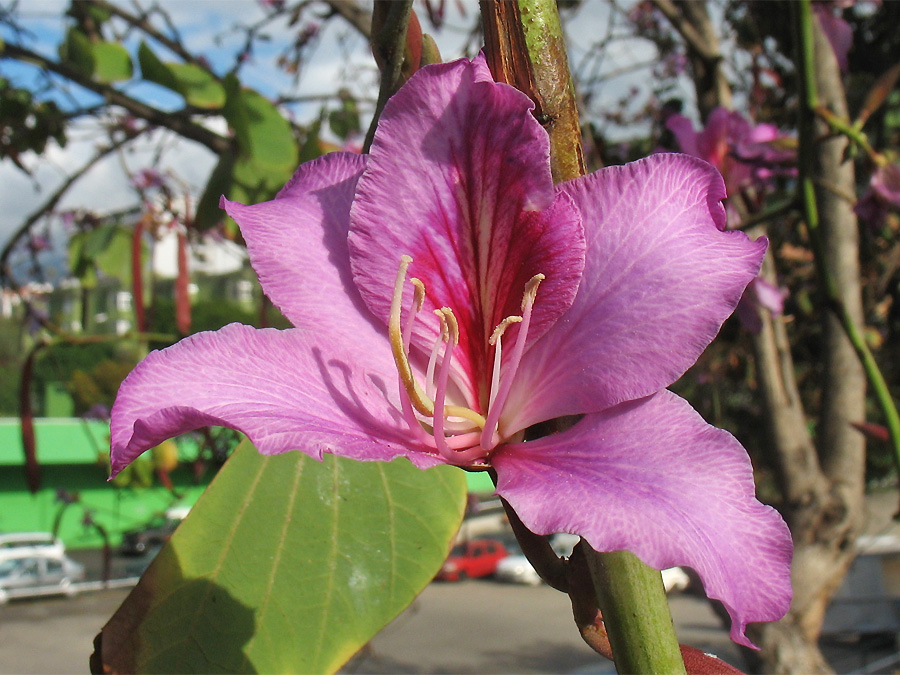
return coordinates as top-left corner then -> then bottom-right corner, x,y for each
388,255 -> 543,466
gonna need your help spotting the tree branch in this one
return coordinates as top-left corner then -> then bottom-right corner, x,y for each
321,0 -> 372,40
2,43 -> 230,155
0,130 -> 144,289
650,0 -> 732,119
89,0 -> 208,69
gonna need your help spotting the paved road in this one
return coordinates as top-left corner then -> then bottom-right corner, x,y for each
0,575 -> 739,675
0,566 -> 894,673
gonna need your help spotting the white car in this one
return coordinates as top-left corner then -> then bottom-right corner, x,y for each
0,553 -> 86,604
494,534 -> 691,593
495,533 -> 579,585
0,532 -> 65,564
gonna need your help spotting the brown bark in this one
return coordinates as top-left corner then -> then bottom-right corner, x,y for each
480,0 -> 585,182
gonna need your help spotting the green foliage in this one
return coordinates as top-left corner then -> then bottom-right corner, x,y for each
96,443 -> 468,674
0,78 -> 67,161
32,340 -> 141,417
196,75 -> 299,235
59,28 -> 133,84
0,317 -> 25,416
69,359 -> 136,415
68,223 -> 140,288
137,42 -> 225,109
328,89 -> 361,140
148,296 -> 257,350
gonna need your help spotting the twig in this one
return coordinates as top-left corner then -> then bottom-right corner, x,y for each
363,0 -> 413,152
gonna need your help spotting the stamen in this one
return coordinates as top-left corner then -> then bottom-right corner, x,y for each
431,308 -> 458,461
389,256 -> 434,417
522,273 -> 545,311
396,276 -> 430,438
488,316 -> 522,409
410,278 -> 426,312
480,274 -> 544,451
403,279 -> 425,349
489,316 -> 523,347
425,339 -> 442,400
435,310 -> 487,429
426,310 -> 449,400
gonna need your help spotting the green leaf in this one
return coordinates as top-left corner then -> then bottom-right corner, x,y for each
138,42 -> 225,109
59,27 -> 94,78
92,42 -> 133,83
208,77 -> 298,236
93,225 -> 136,283
194,153 -> 236,232
223,74 -> 297,172
94,442 -> 467,674
67,224 -> 140,286
328,91 -> 361,141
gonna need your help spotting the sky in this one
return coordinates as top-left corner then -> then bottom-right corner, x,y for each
0,0 -> 675,261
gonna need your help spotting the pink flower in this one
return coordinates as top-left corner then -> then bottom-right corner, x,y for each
666,107 -> 796,197
132,168 -> 165,190
855,163 -> 900,230
110,56 -> 791,646
813,2 -> 853,72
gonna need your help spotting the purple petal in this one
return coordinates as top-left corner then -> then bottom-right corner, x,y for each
872,163 -> 900,209
751,276 -> 786,316
696,107 -> 733,168
220,152 -> 368,330
492,390 -> 793,648
348,56 -> 584,391
503,154 -> 767,432
665,114 -> 700,158
814,6 -> 852,72
110,323 -> 442,476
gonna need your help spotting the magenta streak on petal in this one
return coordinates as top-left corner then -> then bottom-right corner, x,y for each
348,55 -> 585,410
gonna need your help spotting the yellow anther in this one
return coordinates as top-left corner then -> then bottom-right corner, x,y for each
489,316 -> 523,346
433,309 -> 450,342
438,307 -> 459,346
411,278 -> 425,312
522,273 -> 545,310
389,256 -> 434,417
445,406 -> 487,429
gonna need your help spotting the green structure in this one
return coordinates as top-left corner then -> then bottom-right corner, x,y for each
1,418 -> 497,550
0,418 -> 208,549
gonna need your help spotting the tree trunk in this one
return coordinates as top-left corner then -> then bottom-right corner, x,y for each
746,13 -> 867,675
658,4 -> 869,672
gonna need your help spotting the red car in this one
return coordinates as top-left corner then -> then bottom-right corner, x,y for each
436,539 -> 508,581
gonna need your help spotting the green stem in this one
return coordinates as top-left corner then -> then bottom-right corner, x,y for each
815,106 -> 886,166
792,0 -> 900,484
363,0 -> 414,152
587,550 -> 687,675
482,2 -> 685,672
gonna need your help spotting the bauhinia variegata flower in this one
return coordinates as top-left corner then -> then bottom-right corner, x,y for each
110,55 -> 792,647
